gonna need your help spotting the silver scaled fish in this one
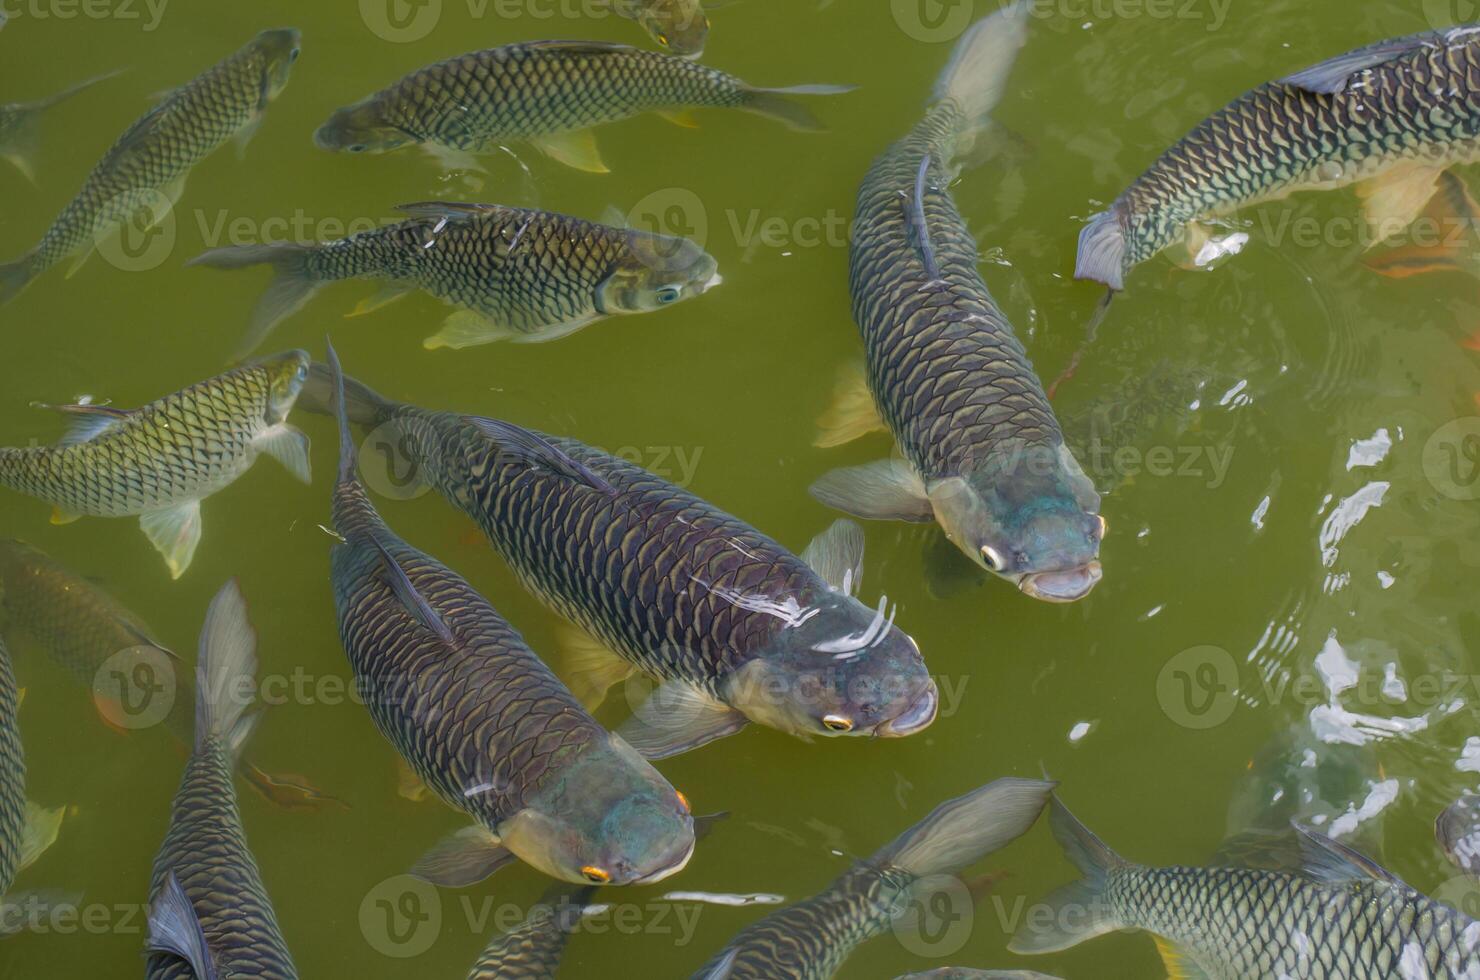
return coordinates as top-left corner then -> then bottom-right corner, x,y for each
615,0 -> 712,58
811,3 -> 1104,603
467,883 -> 596,979
0,352 -> 312,579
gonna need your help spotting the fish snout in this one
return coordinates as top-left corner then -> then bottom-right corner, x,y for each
627,830 -> 697,886
1019,561 -> 1103,603
876,681 -> 939,738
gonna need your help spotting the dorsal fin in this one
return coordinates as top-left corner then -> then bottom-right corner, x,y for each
33,402 -> 132,447
1293,823 -> 1407,887
907,153 -> 942,279
462,416 -> 614,494
1279,28 -> 1474,95
394,201 -> 496,222
371,538 -> 457,647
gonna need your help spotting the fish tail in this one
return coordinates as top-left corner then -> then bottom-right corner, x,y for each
188,242 -> 319,361
1007,796 -> 1129,955
0,69 -> 115,184
193,580 -> 260,761
1075,209 -> 1128,290
298,356 -> 395,431
739,83 -> 856,132
0,255 -> 38,306
932,1 -> 1030,153
874,777 -> 1054,878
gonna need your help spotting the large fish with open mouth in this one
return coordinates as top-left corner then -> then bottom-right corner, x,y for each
1077,25 -> 1480,291
0,29 -> 301,303
811,3 -> 1104,604
0,69 -> 121,183
306,366 -> 939,760
142,581 -> 298,979
692,778 -> 1055,979
191,201 -> 720,359
0,352 -> 312,579
1011,793 -> 1480,978
325,344 -> 696,889
313,39 -> 851,173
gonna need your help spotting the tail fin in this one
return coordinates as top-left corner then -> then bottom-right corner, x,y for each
740,83 -> 856,132
1007,797 -> 1128,955
0,70 -> 121,184
0,256 -> 37,306
298,358 -> 394,428
188,243 -> 319,360
1075,210 -> 1127,290
193,580 -> 259,760
875,777 -> 1054,878
933,1 -> 1030,154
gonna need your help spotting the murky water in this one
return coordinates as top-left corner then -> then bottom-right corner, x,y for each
3,0 -> 1480,977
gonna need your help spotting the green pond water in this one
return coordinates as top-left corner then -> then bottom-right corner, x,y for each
3,0 -> 1480,977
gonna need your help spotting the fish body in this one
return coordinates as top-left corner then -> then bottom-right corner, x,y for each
615,0 -> 710,57
812,4 -> 1103,603
1078,25 -> 1480,290
310,367 -> 938,758
0,29 -> 300,302
467,884 -> 595,979
0,70 -> 120,183
314,40 -> 849,172
894,972 -> 1062,979
191,202 -> 719,358
143,582 -> 297,979
325,345 -> 695,889
1439,794 -> 1480,877
0,637 -> 24,897
693,778 -> 1054,979
1012,796 -> 1480,978
0,351 -> 312,579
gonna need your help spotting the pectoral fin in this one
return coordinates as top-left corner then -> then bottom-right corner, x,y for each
532,130 -> 609,174
18,801 -> 65,871
809,459 -> 934,522
423,143 -> 488,174
657,108 -> 701,129
347,284 -> 413,318
411,825 -> 516,887
1364,171 -> 1480,278
424,310 -> 517,350
616,682 -> 748,760
814,360 -> 887,448
233,113 -> 262,158
922,527 -> 989,600
1155,937 -> 1215,980
255,424 -> 312,484
49,506 -> 80,526
147,873 -> 219,980
800,518 -> 864,595
559,624 -> 634,711
1357,163 -> 1445,248
395,757 -> 432,803
140,501 -> 202,580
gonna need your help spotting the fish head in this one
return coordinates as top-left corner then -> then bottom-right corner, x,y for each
600,234 -> 721,314
500,734 -> 696,887
259,349 -> 312,424
930,444 -> 1104,603
725,591 -> 938,740
248,28 -> 302,102
314,97 -> 412,155
636,0 -> 709,58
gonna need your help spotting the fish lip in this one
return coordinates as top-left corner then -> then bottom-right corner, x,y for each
876,683 -> 939,738
1018,561 -> 1103,603
628,831 -> 697,886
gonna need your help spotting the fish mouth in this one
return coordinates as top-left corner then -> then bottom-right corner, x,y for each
1019,562 -> 1103,603
703,271 -> 724,290
876,683 -> 939,738
628,831 -> 696,886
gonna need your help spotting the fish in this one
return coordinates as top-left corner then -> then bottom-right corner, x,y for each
0,70 -> 121,183
0,351 -> 313,579
1010,793 -> 1480,977
690,778 -> 1055,979
1365,170 -> 1480,282
810,3 -> 1104,604
1438,794 -> 1480,878
893,972 -> 1063,979
142,580 -> 298,979
0,29 -> 300,304
324,342 -> 696,888
304,364 -> 939,759
0,539 -> 333,810
190,201 -> 721,359
0,634 -> 67,927
615,0 -> 712,58
467,883 -> 596,979
1077,25 -> 1480,292
313,39 -> 852,174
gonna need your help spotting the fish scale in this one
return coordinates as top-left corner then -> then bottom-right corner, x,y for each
0,359 -> 287,518
468,886 -> 594,979
0,637 -> 23,897
146,734 -> 297,980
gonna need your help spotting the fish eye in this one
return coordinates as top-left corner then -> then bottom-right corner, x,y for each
581,866 -> 611,884
981,546 -> 1005,572
289,47 -> 301,63
348,144 -> 367,154
822,715 -> 854,733
296,364 -> 309,382
657,32 -> 670,46
676,790 -> 691,814
1096,514 -> 1108,539
656,286 -> 682,305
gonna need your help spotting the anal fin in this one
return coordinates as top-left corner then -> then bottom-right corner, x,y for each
139,501 -> 202,579
814,360 -> 887,448
559,624 -> 634,711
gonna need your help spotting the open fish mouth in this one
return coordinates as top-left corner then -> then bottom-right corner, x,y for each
630,832 -> 697,886
875,682 -> 939,738
1019,562 -> 1103,603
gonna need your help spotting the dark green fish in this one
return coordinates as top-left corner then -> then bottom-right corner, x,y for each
143,581 -> 298,979
0,29 -> 300,303
310,366 -> 938,759
1077,25 -> 1480,291
1011,795 -> 1480,978
467,883 -> 595,979
325,344 -> 695,888
811,4 -> 1103,604
314,39 -> 851,173
0,70 -> 120,183
0,634 -> 66,915
1438,794 -> 1480,878
692,778 -> 1054,979
616,0 -> 711,57
0,539 -> 331,810
0,351 -> 312,579
191,201 -> 720,359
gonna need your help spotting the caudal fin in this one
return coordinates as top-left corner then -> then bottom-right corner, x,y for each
297,358 -> 395,429
0,70 -> 121,184
0,256 -> 37,306
1075,210 -> 1128,290
194,580 -> 260,760
875,777 -> 1054,877
933,1 -> 1031,153
740,83 -> 856,132
188,243 -> 319,360
1007,797 -> 1128,955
